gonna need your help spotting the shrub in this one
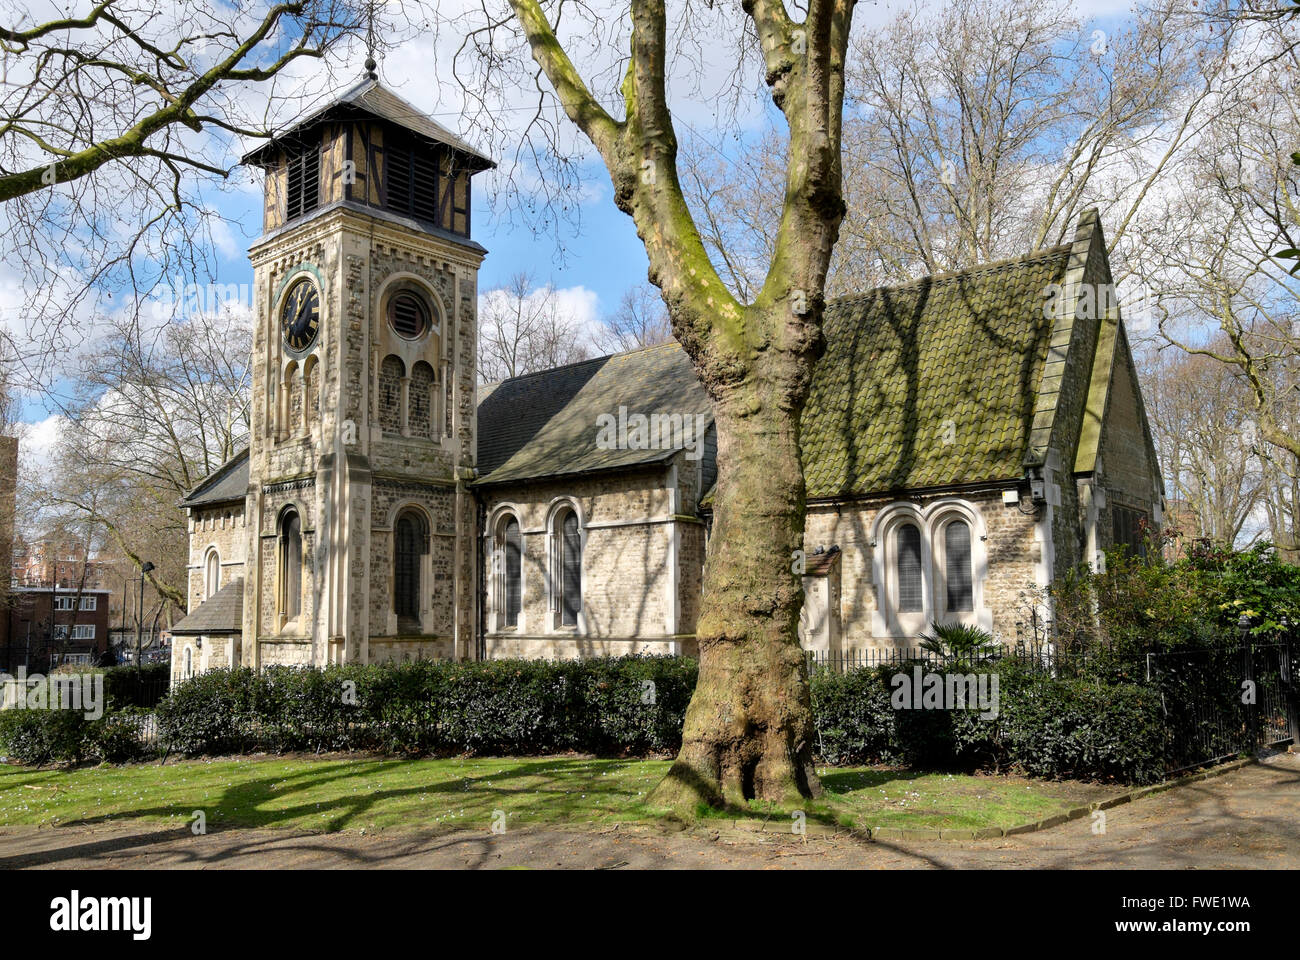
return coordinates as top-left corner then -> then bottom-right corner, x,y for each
90,709 -> 157,764
0,709 -> 90,765
1001,677 -> 1165,784
102,663 -> 171,709
156,656 -> 698,759
811,656 -> 1168,783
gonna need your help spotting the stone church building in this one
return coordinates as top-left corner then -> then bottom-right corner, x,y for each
169,80 -> 1164,681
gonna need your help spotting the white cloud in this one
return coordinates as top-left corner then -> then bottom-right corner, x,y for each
16,413 -> 65,478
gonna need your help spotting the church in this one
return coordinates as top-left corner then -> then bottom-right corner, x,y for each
167,79 -> 1165,681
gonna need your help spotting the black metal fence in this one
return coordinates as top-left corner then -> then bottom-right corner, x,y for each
1145,642 -> 1300,774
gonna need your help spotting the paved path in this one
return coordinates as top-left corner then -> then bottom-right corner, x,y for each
2,755 -> 1296,869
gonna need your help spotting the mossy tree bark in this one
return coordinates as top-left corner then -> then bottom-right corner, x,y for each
509,0 -> 855,809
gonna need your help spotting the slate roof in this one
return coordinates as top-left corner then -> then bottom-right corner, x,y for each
476,344 -> 714,485
801,244 -> 1071,498
180,448 -> 249,509
170,578 -> 244,635
241,78 -> 494,169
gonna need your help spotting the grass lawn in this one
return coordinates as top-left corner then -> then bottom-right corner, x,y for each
0,755 -> 1115,835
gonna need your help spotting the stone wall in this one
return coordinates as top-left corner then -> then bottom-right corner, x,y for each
801,487 -> 1041,654
478,464 -> 702,660
185,502 -> 248,614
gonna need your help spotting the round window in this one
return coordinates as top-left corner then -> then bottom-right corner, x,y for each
388,292 -> 430,339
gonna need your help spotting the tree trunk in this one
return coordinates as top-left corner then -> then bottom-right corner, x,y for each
650,352 -> 822,810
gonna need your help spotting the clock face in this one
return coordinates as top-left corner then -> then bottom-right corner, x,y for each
280,278 -> 320,352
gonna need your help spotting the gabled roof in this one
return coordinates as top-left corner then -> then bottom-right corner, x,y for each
240,77 -> 494,169
170,578 -> 243,636
475,344 -> 714,485
180,448 -> 249,509
801,244 -> 1071,497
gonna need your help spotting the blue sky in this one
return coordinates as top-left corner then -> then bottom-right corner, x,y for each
14,0 -> 1140,444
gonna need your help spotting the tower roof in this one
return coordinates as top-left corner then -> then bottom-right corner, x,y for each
240,77 -> 495,170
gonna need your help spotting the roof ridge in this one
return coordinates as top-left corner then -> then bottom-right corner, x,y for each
483,340 -> 684,391
831,243 -> 1072,305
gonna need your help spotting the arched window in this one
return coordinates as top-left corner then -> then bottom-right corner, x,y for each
204,549 -> 221,600
872,502 -> 989,639
896,523 -> 923,613
394,510 -> 425,625
279,508 -> 302,619
559,509 -> 581,627
183,647 -> 193,679
942,518 -> 974,613
502,516 -> 522,628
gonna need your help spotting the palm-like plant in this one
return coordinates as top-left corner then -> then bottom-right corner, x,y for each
918,621 -> 998,670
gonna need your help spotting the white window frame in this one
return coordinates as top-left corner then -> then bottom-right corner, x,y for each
488,508 -> 525,633
544,499 -> 585,634
79,595 -> 97,611
54,596 -> 74,611
71,624 -> 95,640
204,547 -> 221,600
870,499 -> 993,639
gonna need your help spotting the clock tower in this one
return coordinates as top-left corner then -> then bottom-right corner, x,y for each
238,78 -> 493,667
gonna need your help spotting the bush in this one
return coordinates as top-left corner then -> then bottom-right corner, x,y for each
811,657 -> 1168,783
102,663 -> 171,709
1001,677 -> 1165,784
156,656 -> 699,759
4,653 -> 1174,785
0,709 -> 90,765
90,709 -> 158,764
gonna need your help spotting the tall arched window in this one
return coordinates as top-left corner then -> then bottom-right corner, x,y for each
896,523 -> 923,613
394,510 -> 425,625
279,508 -> 302,619
942,518 -> 974,613
502,516 -> 522,628
204,549 -> 221,600
183,647 -> 193,679
557,508 -> 581,627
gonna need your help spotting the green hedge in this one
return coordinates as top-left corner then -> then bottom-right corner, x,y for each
102,663 -> 171,709
811,660 -> 1167,783
2,654 -> 1173,784
156,656 -> 699,758
0,707 -> 156,766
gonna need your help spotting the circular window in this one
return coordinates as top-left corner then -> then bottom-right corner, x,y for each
388,292 -> 430,340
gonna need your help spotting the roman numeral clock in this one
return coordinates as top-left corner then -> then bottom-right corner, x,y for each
281,276 -> 320,352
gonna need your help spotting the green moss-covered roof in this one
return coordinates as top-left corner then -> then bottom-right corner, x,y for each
475,245 -> 1077,497
801,245 -> 1070,497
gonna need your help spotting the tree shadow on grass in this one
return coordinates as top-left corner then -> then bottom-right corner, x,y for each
0,756 -> 672,836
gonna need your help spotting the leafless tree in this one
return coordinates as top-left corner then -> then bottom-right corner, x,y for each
681,0 -> 1250,298
36,308 -> 252,611
593,281 -> 674,354
452,0 -> 856,809
0,0 -> 366,386
478,271 -> 590,382
1141,24 -> 1300,489
1145,345 -> 1264,546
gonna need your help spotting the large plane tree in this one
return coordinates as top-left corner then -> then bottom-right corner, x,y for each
482,0 -> 858,809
